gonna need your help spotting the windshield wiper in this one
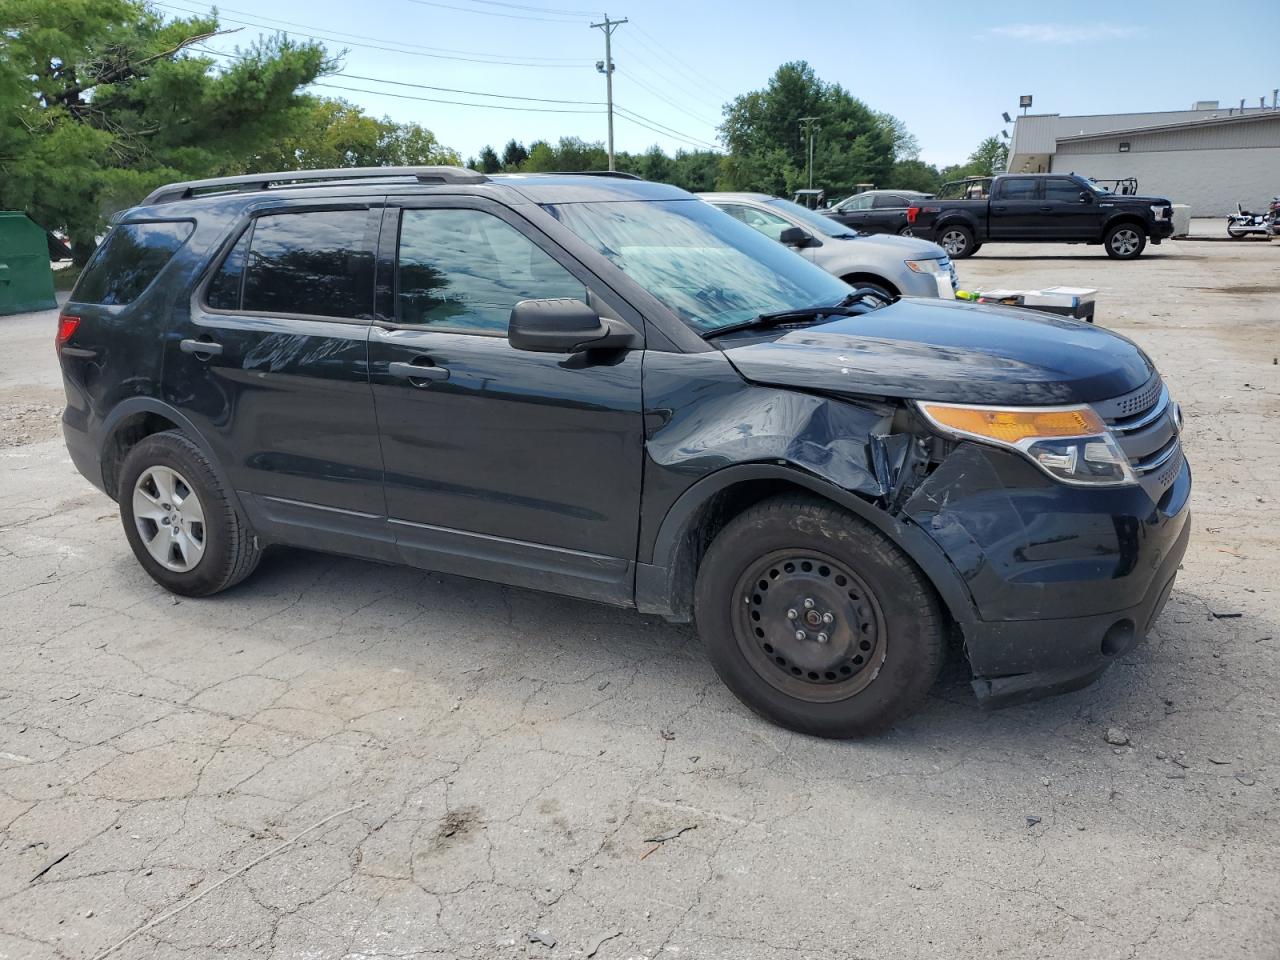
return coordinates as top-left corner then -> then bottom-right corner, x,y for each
702,288 -> 887,339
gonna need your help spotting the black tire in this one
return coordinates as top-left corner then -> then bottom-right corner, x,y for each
1226,225 -> 1249,239
118,431 -> 262,597
840,276 -> 896,302
694,494 -> 943,737
1104,223 -> 1147,259
896,225 -> 914,237
938,224 -> 976,258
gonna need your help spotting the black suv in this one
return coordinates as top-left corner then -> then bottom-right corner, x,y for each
57,167 -> 1190,737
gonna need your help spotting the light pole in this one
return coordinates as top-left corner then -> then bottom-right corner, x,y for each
799,116 -> 819,189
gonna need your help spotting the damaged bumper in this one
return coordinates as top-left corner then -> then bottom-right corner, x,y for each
902,442 -> 1192,708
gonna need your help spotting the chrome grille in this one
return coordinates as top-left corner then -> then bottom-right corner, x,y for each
1092,374 -> 1184,498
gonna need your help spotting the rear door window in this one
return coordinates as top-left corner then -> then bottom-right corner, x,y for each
73,221 -> 194,305
871,194 -> 905,209
996,178 -> 1041,201
239,209 -> 376,318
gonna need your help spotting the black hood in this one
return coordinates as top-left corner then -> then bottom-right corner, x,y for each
1110,193 -> 1170,205
721,298 -> 1153,405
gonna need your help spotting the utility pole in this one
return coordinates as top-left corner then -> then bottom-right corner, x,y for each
799,116 -> 819,190
591,14 -> 628,171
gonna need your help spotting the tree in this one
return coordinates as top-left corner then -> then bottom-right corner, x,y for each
887,159 -> 942,193
501,139 -> 528,169
940,136 -> 1010,183
718,61 -> 898,197
477,145 -> 501,173
0,0 -> 333,261
248,98 -> 458,171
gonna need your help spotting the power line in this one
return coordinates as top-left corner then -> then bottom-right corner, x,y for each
159,0 -> 591,60
402,0 -> 589,22
613,111 -> 718,151
616,67 -> 720,129
155,1 -> 591,67
614,105 -> 719,150
463,0 -> 601,15
314,81 -> 604,114
194,46 -> 605,105
627,25 -> 735,100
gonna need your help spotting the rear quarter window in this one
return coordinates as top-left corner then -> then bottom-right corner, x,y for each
73,221 -> 194,305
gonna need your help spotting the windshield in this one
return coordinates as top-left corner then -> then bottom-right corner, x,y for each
1084,179 -> 1113,194
542,198 -> 851,334
763,198 -> 858,238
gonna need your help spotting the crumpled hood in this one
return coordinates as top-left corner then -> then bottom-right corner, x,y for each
721,297 -> 1154,405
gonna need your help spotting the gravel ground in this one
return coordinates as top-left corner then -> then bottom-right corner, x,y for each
1,227 -> 1277,960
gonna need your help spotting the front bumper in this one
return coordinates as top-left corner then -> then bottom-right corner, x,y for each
902,442 -> 1191,708
1150,219 -> 1175,240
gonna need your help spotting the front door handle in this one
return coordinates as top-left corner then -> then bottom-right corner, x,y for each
992,205 -> 1007,212
180,338 -> 223,358
388,359 -> 450,385
1039,205 -> 1053,211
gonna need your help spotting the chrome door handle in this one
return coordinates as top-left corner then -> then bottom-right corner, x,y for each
388,360 -> 450,384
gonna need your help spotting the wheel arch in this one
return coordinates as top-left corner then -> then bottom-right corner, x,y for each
99,398 -> 240,511
839,272 -> 900,297
634,463 -> 978,630
1102,213 -> 1147,238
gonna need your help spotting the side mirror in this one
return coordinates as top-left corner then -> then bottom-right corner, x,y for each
508,298 -> 635,354
779,226 -> 815,247
1079,191 -> 1093,203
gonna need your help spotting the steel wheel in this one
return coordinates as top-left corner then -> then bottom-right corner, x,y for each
940,228 -> 969,256
1109,227 -> 1141,256
132,465 -> 207,572
732,549 -> 887,704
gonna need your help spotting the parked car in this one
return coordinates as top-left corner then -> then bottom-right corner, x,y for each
910,173 -> 1175,259
58,167 -> 1189,737
700,192 -> 957,300
825,189 -> 933,236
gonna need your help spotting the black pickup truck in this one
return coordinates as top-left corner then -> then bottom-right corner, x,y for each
907,173 -> 1175,259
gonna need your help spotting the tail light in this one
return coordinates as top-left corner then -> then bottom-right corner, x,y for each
56,314 -> 80,347
906,206 -> 919,223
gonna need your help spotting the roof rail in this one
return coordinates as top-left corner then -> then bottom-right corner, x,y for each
538,170 -> 643,180
141,166 -> 488,205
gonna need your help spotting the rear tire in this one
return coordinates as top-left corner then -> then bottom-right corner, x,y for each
938,224 -> 976,258
1104,223 -> 1147,259
897,225 -> 914,237
694,494 -> 943,737
1226,224 -> 1249,239
119,431 -> 262,597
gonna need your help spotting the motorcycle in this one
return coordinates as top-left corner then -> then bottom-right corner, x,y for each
1227,202 -> 1272,238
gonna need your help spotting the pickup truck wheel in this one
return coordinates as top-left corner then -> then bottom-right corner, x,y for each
1105,224 -> 1147,259
694,494 -> 943,737
119,431 -> 262,597
938,225 -> 976,258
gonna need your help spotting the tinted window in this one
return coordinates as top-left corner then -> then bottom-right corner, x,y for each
205,227 -> 250,309
842,194 -> 874,211
997,178 -> 1040,200
73,221 -> 194,305
242,210 -> 374,318
397,208 -> 585,333
871,194 -> 905,209
1045,178 -> 1086,202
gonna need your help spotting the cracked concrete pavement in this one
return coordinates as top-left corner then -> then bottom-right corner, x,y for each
1,227 -> 1277,959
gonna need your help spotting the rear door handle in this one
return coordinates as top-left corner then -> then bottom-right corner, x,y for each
388,360 -> 450,384
180,338 -> 223,357
1039,205 -> 1053,211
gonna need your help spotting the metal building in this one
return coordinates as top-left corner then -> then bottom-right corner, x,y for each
1008,104 -> 1280,215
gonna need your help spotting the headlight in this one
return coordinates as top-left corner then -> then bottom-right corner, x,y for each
915,401 -> 1137,486
905,258 -> 946,274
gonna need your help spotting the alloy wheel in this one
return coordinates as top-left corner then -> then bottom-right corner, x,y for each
940,229 -> 968,256
132,465 -> 207,572
1110,228 -> 1141,256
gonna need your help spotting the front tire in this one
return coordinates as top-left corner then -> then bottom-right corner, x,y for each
897,225 -> 914,237
694,494 -> 943,737
119,431 -> 262,597
938,224 -> 977,258
1105,223 -> 1147,258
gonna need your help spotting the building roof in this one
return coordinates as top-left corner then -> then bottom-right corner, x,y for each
1055,109 -> 1280,143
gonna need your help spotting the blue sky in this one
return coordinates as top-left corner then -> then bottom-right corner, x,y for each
161,0 -> 1280,166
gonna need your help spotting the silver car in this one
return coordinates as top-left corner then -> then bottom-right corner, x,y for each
700,192 -> 958,300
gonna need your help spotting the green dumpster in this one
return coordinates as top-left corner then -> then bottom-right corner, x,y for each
0,212 -> 58,315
